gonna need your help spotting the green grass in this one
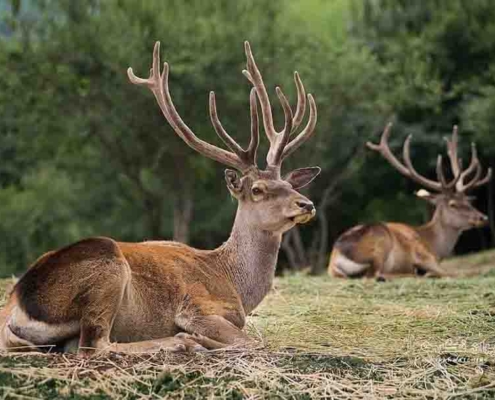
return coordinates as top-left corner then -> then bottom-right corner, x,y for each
1,251 -> 495,399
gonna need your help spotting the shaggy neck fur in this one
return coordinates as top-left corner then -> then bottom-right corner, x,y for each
217,206 -> 282,315
416,206 -> 461,260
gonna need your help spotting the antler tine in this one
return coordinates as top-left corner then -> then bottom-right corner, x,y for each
444,126 -> 492,192
455,142 -> 478,191
160,53 -> 252,171
445,125 -> 461,178
402,135 -> 443,191
474,167 -> 493,188
461,143 -> 479,177
243,41 -> 277,142
436,155 -> 449,188
291,72 -> 306,133
280,94 -> 317,161
246,88 -> 260,163
367,123 -> 443,191
128,41 -> 255,172
462,161 -> 482,191
127,41 -> 161,88
242,41 -> 317,168
436,155 -> 462,191
209,92 -> 245,155
268,87 -> 293,165
366,123 -> 412,177
209,90 -> 261,168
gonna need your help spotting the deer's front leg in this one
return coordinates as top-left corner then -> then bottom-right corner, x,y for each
175,313 -> 253,350
413,250 -> 449,278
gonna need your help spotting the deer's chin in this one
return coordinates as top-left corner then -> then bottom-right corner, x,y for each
288,209 -> 316,225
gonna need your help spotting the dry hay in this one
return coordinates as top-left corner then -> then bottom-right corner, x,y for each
0,347 -> 493,399
0,254 -> 494,399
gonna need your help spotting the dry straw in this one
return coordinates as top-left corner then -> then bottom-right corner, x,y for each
0,251 -> 494,399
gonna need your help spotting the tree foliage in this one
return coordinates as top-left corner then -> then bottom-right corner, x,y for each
0,0 -> 493,276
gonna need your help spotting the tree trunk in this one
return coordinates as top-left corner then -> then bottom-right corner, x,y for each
291,226 -> 308,267
173,185 -> 194,243
282,232 -> 299,271
310,207 -> 329,275
281,228 -> 309,271
145,196 -> 162,239
309,229 -> 320,269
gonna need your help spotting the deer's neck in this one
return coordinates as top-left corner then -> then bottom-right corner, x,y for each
416,208 -> 461,260
218,208 -> 282,315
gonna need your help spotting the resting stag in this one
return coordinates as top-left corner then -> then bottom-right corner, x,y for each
0,41 -> 320,354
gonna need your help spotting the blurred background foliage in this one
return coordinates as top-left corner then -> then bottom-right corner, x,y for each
0,0 -> 494,276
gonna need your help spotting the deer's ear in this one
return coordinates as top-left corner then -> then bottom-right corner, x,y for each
225,169 -> 243,197
285,167 -> 321,190
415,189 -> 436,204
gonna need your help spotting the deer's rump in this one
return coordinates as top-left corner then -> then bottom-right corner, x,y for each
330,223 -> 427,277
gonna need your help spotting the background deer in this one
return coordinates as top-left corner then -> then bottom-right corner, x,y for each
0,41 -> 320,354
328,124 -> 491,279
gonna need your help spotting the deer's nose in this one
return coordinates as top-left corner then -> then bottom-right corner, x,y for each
473,214 -> 489,226
295,200 -> 315,213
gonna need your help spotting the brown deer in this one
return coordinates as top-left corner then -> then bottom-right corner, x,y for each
328,123 -> 491,280
0,41 -> 320,354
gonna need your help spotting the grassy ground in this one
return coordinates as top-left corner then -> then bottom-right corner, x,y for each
0,252 -> 495,399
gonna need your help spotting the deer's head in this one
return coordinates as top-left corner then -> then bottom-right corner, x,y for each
128,42 -> 320,235
367,124 -> 492,231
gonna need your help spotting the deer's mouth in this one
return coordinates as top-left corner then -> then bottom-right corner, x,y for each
289,209 -> 316,224
470,219 -> 489,228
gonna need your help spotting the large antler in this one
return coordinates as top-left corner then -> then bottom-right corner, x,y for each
242,42 -> 317,170
444,125 -> 492,192
367,123 -> 492,193
367,123 -> 446,191
127,42 -> 259,173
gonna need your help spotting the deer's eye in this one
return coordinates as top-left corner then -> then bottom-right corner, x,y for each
252,187 -> 263,196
